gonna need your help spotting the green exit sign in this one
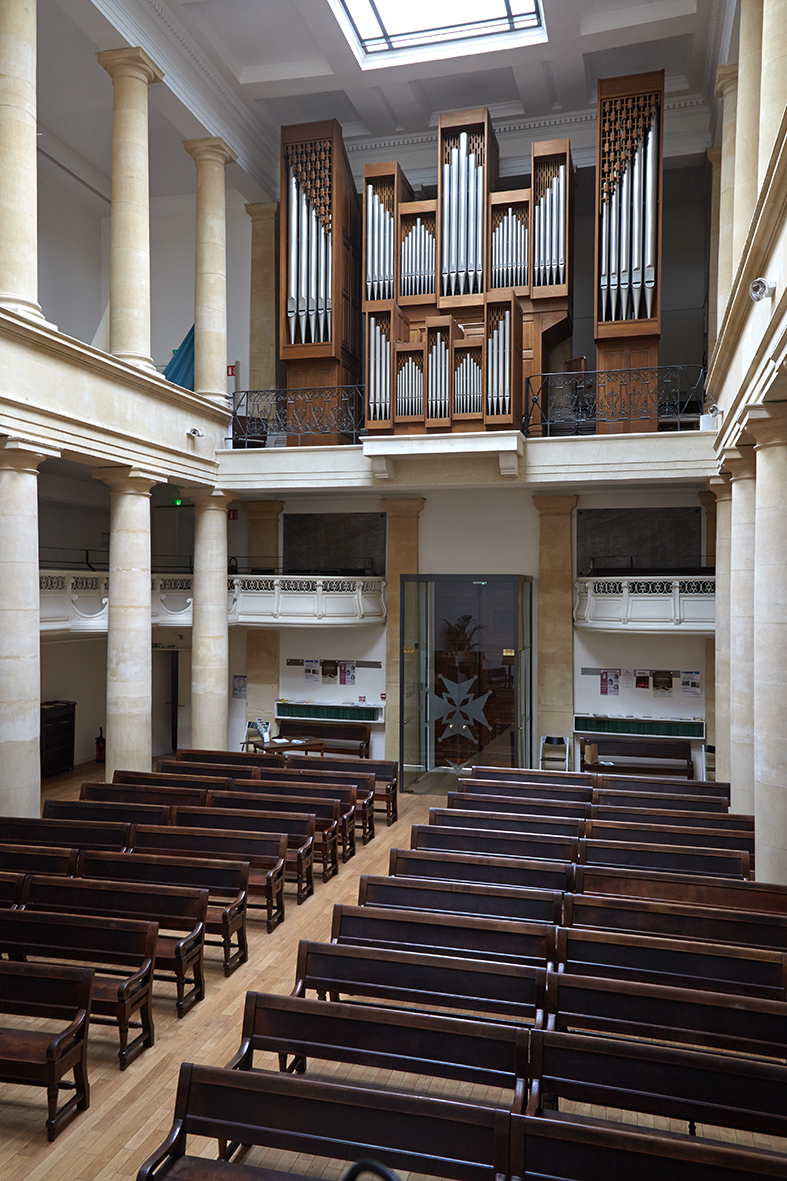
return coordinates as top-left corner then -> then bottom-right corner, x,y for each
170,498 -> 182,506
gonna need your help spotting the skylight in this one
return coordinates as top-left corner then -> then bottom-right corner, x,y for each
329,0 -> 546,69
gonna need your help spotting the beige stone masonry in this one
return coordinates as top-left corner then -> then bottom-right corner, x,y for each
698,488 -> 718,750
184,137 -> 237,404
533,495 -> 578,748
382,498 -> 425,761
758,0 -> 787,189
725,446 -> 756,814
734,0 -> 763,271
715,65 -> 738,331
243,501 -> 284,728
246,203 -> 279,390
706,147 -> 721,352
244,500 -> 284,570
187,486 -> 231,749
97,47 -> 163,371
709,474 -> 732,783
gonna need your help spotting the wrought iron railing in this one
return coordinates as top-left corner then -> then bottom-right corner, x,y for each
230,386 -> 366,447
524,365 -> 705,437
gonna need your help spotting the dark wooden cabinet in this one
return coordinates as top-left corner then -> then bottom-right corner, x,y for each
40,700 -> 76,777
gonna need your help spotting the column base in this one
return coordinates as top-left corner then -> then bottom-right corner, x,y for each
112,350 -> 158,372
0,294 -> 57,330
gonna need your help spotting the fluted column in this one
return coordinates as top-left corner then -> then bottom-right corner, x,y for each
97,47 -> 163,370
533,495 -> 578,750
709,474 -> 732,782
94,467 -> 157,776
246,202 -> 278,390
715,65 -> 738,330
747,404 -> 787,883
184,137 -> 237,404
706,148 -> 721,352
189,487 -> 230,749
382,498 -> 425,762
0,0 -> 43,319
758,0 -> 787,189
0,440 -> 58,815
734,0 -> 763,268
726,446 -> 756,814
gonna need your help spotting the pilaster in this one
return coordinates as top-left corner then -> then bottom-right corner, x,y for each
725,446 -> 757,814
532,495 -> 578,749
246,202 -> 279,391
382,498 -> 425,762
715,65 -> 738,331
708,473 -> 732,782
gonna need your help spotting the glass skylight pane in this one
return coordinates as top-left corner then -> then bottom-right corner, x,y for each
373,0 -> 509,37
341,0 -> 383,40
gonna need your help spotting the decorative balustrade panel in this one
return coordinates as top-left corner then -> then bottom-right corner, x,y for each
574,576 -> 715,631
230,386 -> 365,448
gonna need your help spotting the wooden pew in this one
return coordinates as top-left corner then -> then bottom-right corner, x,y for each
563,891 -> 787,952
583,817 -> 755,859
589,802 -> 753,829
0,871 -> 24,908
174,748 -> 284,769
429,807 -> 585,840
330,902 -> 558,966
461,777 -> 593,804
389,847 -> 574,893
411,824 -> 580,864
78,851 -> 249,977
577,837 -> 751,879
137,1060 -> 511,1180
449,791 -> 589,821
276,718 -> 371,756
128,825 -> 286,933
581,736 -> 694,778
471,766 -> 594,788
462,777 -> 730,811
597,772 -> 731,802
18,876 -> 208,1017
525,1028 -> 787,1142
0,961 -> 93,1140
573,862 -> 787,913
0,844 -> 78,877
358,874 -> 564,925
239,769 -> 375,845
542,968 -> 787,1060
594,787 -> 729,812
554,923 -> 787,1000
0,817 -> 131,853
230,779 -> 358,862
206,794 -> 340,881
292,939 -> 546,1025
287,753 -> 399,825
226,991 -> 528,1111
43,798 -> 173,827
159,759 -> 261,780
0,909 -> 157,1068
174,802 -> 315,904
104,776 -> 214,805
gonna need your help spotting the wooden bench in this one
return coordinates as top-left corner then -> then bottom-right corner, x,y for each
174,748 -> 284,769
0,817 -> 131,852
175,802 -> 315,904
471,766 -> 594,788
159,759 -> 261,780
128,825 -> 286,933
0,909 -> 157,1068
573,863 -> 787,913
594,786 -> 729,812
578,837 -> 750,879
525,1028 -> 787,1142
429,807 -> 586,841
597,772 -> 731,801
590,803 -> 751,828
43,798 -> 173,827
331,902 -> 558,967
106,775 -> 215,805
581,736 -> 694,778
411,824 -> 580,864
449,791 -> 589,821
0,871 -> 24,908
460,777 -> 594,804
137,1060 -> 511,1180
389,847 -> 575,893
292,939 -> 547,1025
542,968 -> 787,1060
208,793 -> 340,881
226,991 -> 529,1111
77,851 -> 249,977
287,754 -> 399,825
583,817 -> 755,859
277,718 -> 372,757
358,874 -> 564,925
18,876 -> 208,1017
243,768 -> 375,845
0,843 -> 78,876
0,960 -> 93,1140
232,777 -> 359,861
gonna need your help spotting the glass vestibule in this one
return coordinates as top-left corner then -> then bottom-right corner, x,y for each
401,575 -> 532,792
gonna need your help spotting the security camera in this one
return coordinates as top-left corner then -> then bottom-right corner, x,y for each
187,427 -> 204,437
749,277 -> 776,302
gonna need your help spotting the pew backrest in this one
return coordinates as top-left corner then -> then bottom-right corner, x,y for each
358,874 -> 564,925
411,824 -> 580,864
578,837 -> 750,879
77,850 -> 249,906
389,847 -> 574,892
18,875 -> 208,939
429,807 -> 584,840
44,798 -> 172,827
0,817 -> 131,852
175,748 -> 284,768
0,842 -> 78,877
573,862 -> 787,913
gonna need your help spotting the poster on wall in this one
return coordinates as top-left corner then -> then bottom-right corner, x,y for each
322,660 -> 338,684
636,671 -> 651,689
620,669 -> 635,689
681,670 -> 701,696
232,675 -> 247,700
600,670 -> 620,696
653,670 -> 673,697
339,661 -> 356,686
304,659 -> 321,685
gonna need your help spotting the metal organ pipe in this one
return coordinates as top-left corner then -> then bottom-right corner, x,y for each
533,165 -> 566,288
490,207 -> 528,290
644,110 -> 658,318
286,163 -> 332,345
441,138 -> 485,296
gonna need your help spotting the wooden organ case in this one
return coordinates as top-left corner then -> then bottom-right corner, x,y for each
363,108 -> 573,434
594,71 -> 664,431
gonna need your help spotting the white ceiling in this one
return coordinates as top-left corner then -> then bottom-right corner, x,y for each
41,0 -> 738,201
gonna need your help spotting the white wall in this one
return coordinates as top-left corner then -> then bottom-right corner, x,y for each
418,489 -> 540,576
574,631 -> 707,723
40,636 -> 107,767
228,626 -> 248,751
38,156 -> 105,346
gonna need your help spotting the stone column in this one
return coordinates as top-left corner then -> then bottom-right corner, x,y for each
94,467 -> 157,777
758,0 -> 787,189
244,501 -> 284,729
715,65 -> 738,330
382,499 -> 425,762
246,202 -> 278,390
734,0 -> 763,268
189,487 -> 231,750
0,0 -> 44,319
747,404 -> 787,883
532,495 -> 578,751
698,489 -> 717,753
183,137 -> 237,404
97,47 -> 163,370
0,440 -> 58,815
709,475 -> 732,782
706,148 -> 721,352
244,500 -> 284,572
726,446 -> 757,814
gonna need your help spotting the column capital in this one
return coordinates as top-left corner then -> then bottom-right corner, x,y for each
708,472 -> 732,501
0,437 -> 60,471
183,136 -> 237,167
381,497 -> 425,518
97,46 -> 164,86
243,499 -> 285,521
91,466 -> 160,496
715,63 -> 739,99
246,202 -> 278,225
706,146 -> 722,168
183,485 -> 233,510
744,402 -> 787,448
532,495 -> 579,516
724,444 -> 757,481
697,490 -> 717,511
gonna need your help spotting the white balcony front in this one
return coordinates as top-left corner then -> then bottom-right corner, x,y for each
573,576 -> 715,633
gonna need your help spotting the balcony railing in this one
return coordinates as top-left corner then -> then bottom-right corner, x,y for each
229,386 -> 365,448
524,365 -> 705,437
39,572 -> 385,632
574,575 -> 715,632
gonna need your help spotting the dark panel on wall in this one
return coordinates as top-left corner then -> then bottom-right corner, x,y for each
577,507 -> 702,575
283,513 -> 386,576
